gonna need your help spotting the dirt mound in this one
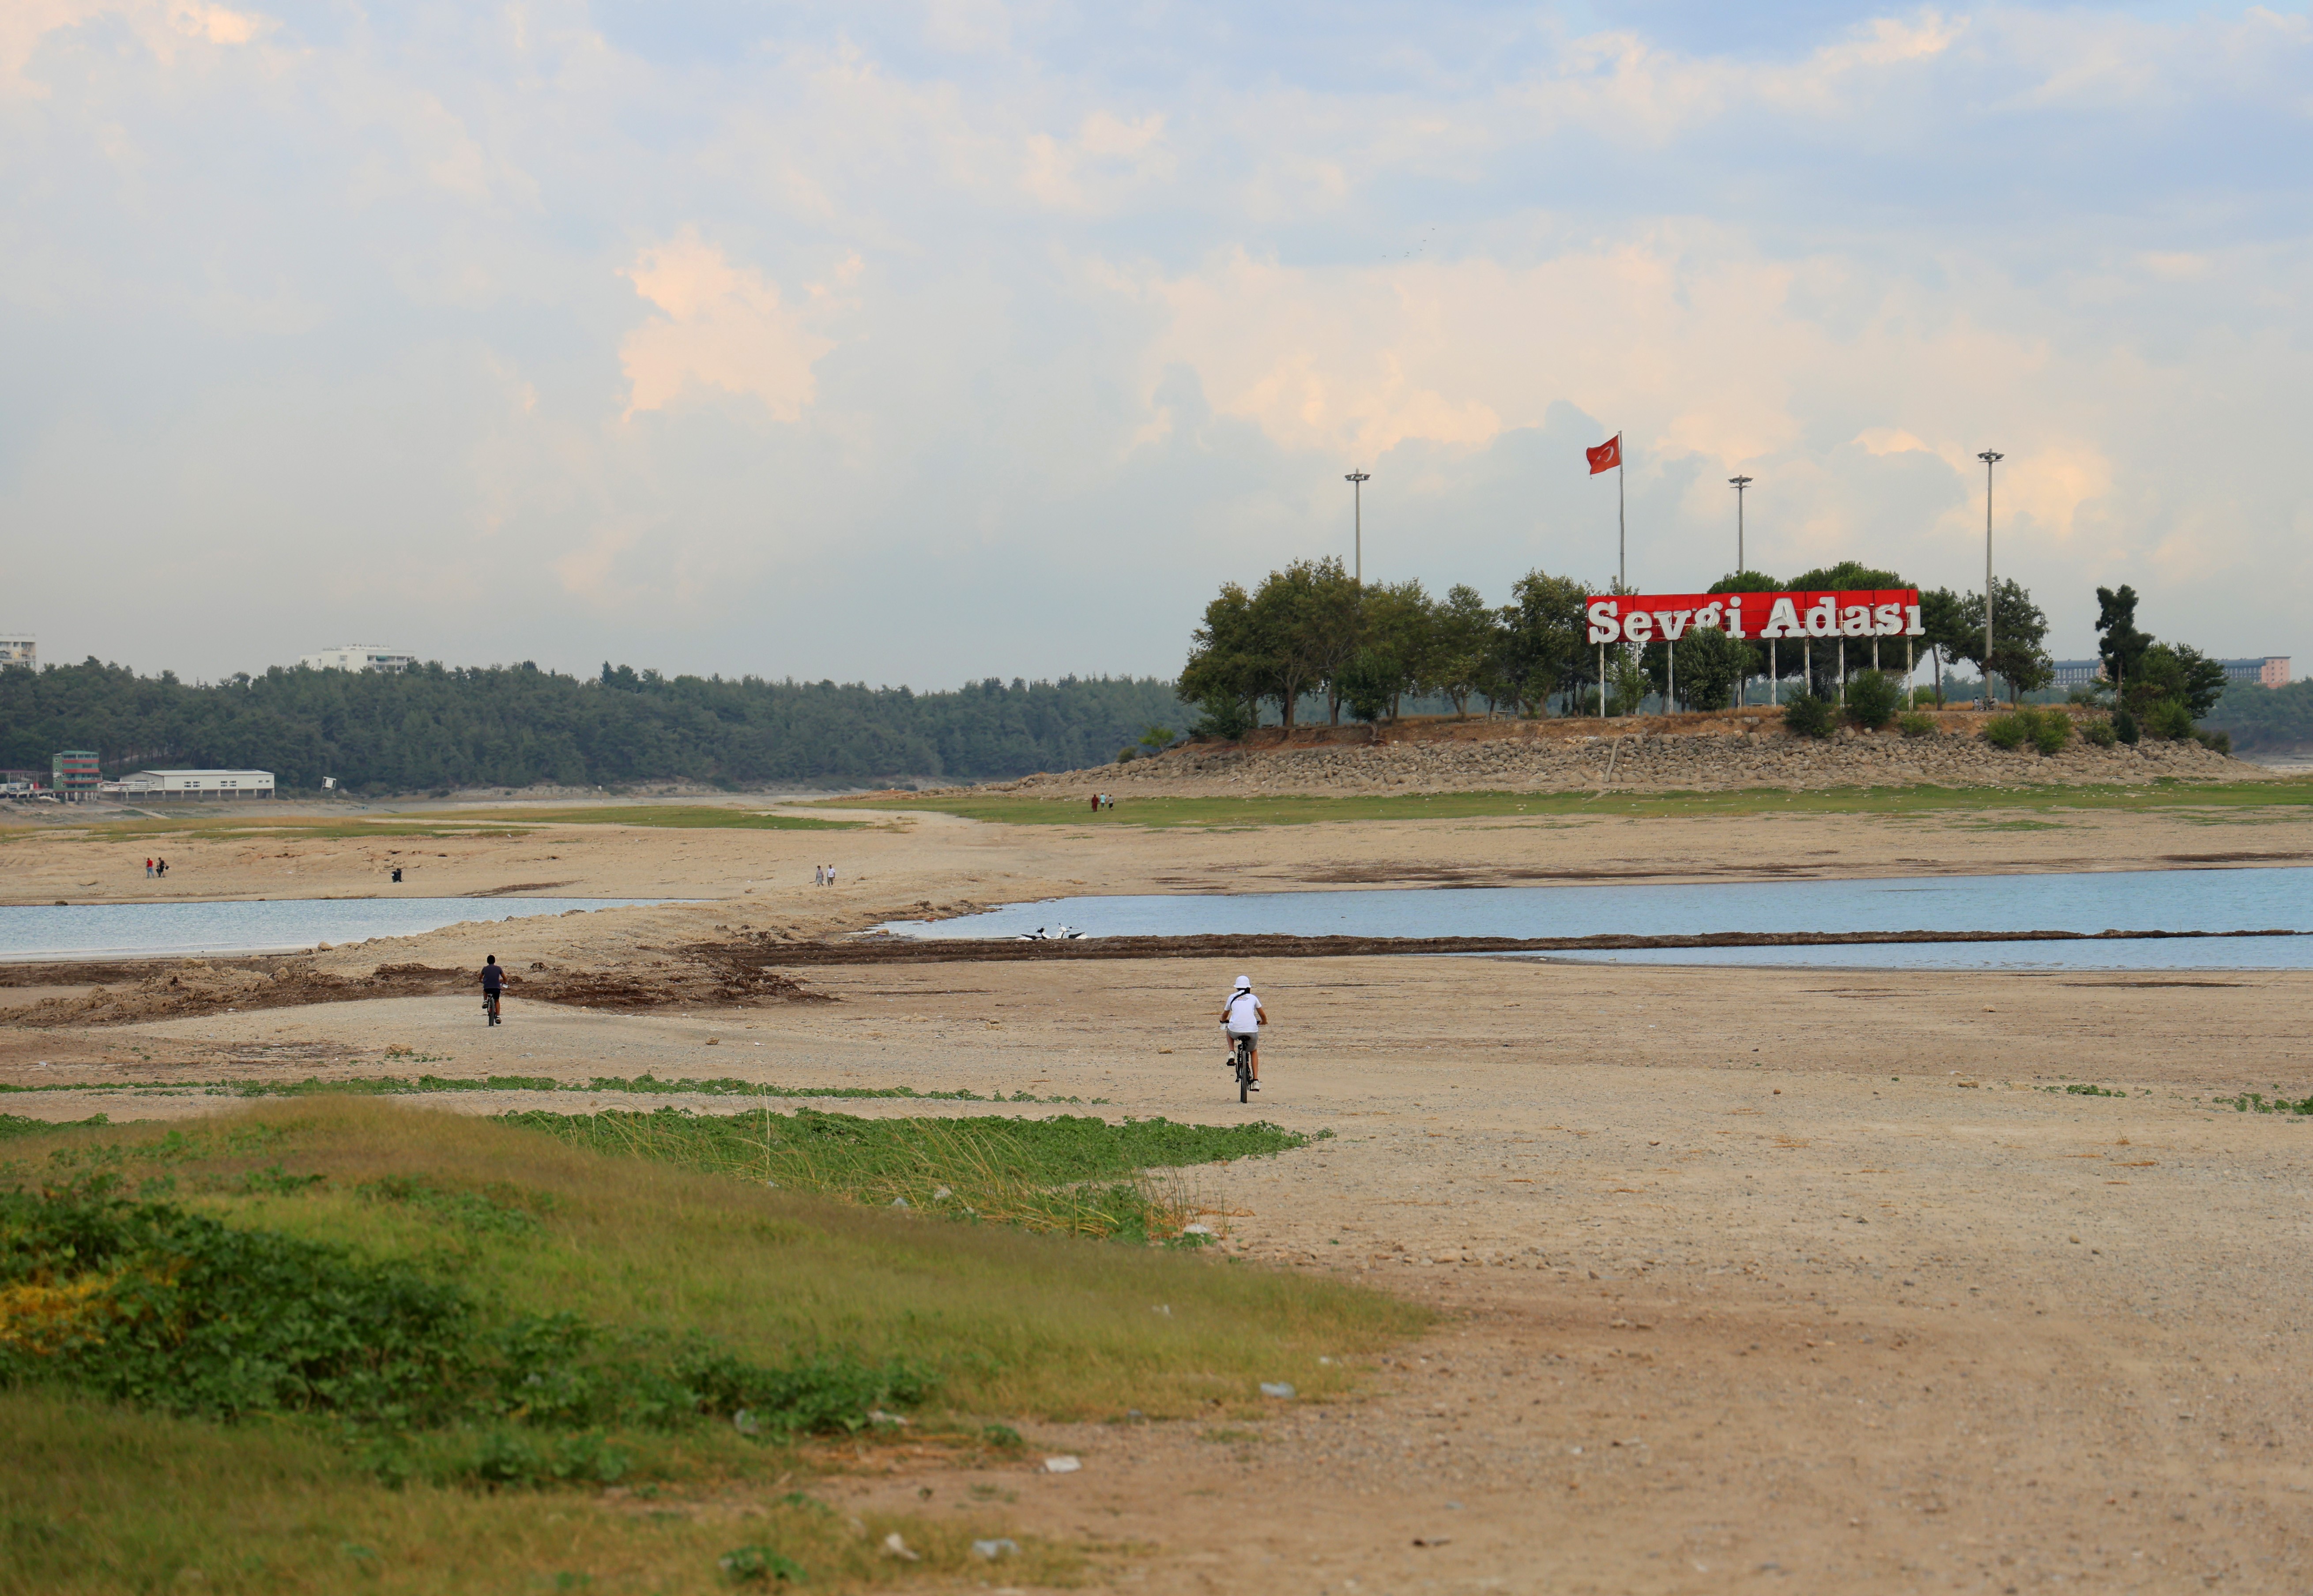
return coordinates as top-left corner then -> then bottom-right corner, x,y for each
990,710 -> 2265,798
0,949 -> 832,1028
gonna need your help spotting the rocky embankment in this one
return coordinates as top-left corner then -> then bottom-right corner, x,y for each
992,710 -> 2267,798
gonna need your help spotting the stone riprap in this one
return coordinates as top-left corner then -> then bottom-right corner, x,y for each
993,713 -> 2260,798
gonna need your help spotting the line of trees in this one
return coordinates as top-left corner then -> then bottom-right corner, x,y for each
0,660 -> 1187,793
1177,558 -> 2074,730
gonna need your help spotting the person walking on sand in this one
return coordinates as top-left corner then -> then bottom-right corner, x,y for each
480,954 -> 505,1026
814,864 -> 825,887
144,858 -> 154,878
825,864 -> 837,888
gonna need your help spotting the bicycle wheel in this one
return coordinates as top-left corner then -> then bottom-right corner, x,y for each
1237,1042 -> 1250,1103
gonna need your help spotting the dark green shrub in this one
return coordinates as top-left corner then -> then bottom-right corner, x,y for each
2147,699 -> 2196,740
2083,719 -> 2117,748
1191,693 -> 1255,742
1782,691 -> 1835,739
1983,712 -> 2028,750
1896,711 -> 1935,738
2195,727 -> 2233,755
1844,670 -> 1902,730
0,1178 -> 930,1453
2113,708 -> 2140,745
1116,747 -> 1138,764
2029,711 -> 2070,756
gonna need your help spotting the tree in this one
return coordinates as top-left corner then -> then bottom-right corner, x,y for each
1656,622 -> 1749,712
1916,588 -> 1971,708
1492,569 -> 1591,716
2129,643 -> 2228,724
1786,562 -> 1909,698
1180,582 -> 1263,735
1429,584 -> 1499,716
1359,580 -> 1437,721
1706,570 -> 1782,699
1241,560 -> 1344,728
2094,584 -> 2155,696
1954,579 -> 2052,704
1335,648 -> 1395,726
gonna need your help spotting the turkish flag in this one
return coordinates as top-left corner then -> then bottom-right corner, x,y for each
1586,434 -> 1621,474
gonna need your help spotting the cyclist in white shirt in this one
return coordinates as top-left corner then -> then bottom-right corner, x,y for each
1218,974 -> 1267,1091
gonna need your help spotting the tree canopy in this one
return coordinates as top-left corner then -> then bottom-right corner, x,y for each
0,660 -> 1185,794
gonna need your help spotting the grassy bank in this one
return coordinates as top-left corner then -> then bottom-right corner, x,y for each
825,777 -> 2313,829
3,803 -> 866,845
0,1101 -> 1416,1591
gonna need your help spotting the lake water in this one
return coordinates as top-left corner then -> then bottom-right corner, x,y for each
0,898 -> 677,963
880,867 -> 2313,972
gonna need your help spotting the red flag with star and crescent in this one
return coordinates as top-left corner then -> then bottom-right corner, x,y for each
1586,434 -> 1622,474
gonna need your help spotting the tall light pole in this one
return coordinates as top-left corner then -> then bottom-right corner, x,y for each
1728,475 -> 1753,573
1978,450 -> 2003,705
1345,471 -> 1371,586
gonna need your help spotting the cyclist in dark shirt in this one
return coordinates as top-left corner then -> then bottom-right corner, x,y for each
481,955 -> 505,1025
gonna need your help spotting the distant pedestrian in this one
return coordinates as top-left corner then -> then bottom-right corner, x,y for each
1089,794 -> 1099,813
143,858 -> 154,878
390,866 -> 403,884
155,858 -> 168,878
480,954 -> 505,1026
826,864 -> 837,888
814,865 -> 825,887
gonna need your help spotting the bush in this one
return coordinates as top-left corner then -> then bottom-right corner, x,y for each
1782,692 -> 1835,739
2113,707 -> 2140,745
1896,712 -> 1935,738
2195,727 -> 2233,755
2146,699 -> 2196,741
1190,693 -> 1255,742
1843,670 -> 1902,730
2029,711 -> 2070,757
1115,747 -> 1138,764
2083,719 -> 2117,748
1983,712 -> 2028,750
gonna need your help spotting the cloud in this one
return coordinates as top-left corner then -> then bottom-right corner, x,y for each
618,229 -> 837,422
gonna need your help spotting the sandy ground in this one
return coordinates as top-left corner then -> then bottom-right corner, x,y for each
7,801 -> 2313,1591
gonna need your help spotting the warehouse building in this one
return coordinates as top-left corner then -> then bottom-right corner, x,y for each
117,769 -> 277,800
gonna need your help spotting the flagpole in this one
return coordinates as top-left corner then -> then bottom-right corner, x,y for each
1617,438 -> 1626,591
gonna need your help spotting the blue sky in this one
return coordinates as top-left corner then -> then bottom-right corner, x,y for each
4,0 -> 2308,685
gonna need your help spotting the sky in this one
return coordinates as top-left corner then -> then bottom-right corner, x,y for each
4,0 -> 2309,688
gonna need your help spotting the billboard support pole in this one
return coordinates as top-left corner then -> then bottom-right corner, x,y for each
1771,639 -> 1778,706
1597,644 -> 1606,718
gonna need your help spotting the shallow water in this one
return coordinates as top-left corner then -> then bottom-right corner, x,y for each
0,897 -> 678,963
880,866 -> 2313,972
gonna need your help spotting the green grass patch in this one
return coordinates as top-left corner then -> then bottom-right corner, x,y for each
2216,1090 -> 2313,1114
506,1106 -> 1312,1241
0,1075 -> 1102,1105
821,777 -> 2313,829
427,805 -> 866,831
0,1101 -> 1413,1591
19,804 -> 864,845
0,1385 -> 1077,1595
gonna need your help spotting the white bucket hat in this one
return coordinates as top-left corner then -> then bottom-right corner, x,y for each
1232,974 -> 1253,990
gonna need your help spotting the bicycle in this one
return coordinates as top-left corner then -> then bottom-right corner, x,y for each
1230,1033 -> 1254,1103
483,989 -> 501,1026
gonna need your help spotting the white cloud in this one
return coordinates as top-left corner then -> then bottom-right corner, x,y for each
618,229 -> 838,422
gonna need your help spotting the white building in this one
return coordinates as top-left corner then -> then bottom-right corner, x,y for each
0,632 -> 33,668
301,644 -> 414,673
118,769 -> 277,800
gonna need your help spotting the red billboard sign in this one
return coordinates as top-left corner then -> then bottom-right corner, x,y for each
1586,590 -> 1923,646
